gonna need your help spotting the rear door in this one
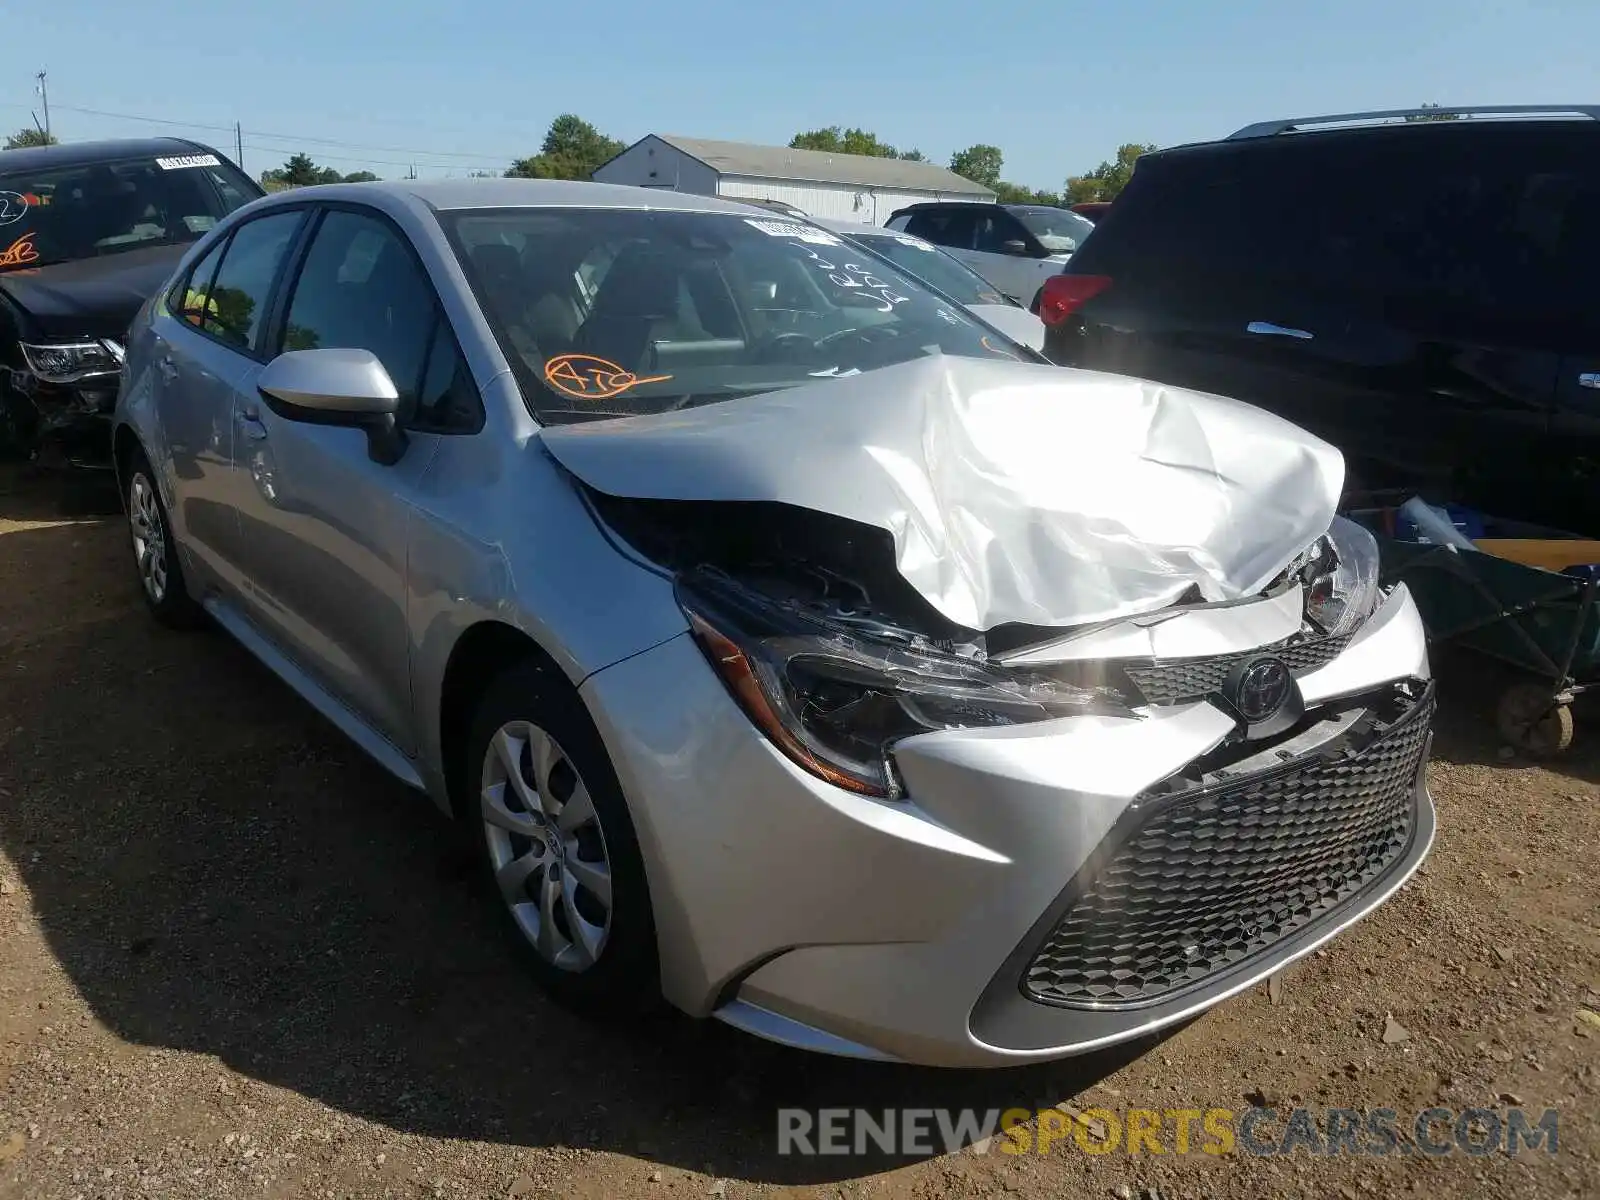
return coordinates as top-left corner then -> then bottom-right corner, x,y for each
149,208 -> 309,595
1068,130 -> 1563,515
1533,147 -> 1600,533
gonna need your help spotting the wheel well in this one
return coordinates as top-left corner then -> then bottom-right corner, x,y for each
437,621 -> 567,818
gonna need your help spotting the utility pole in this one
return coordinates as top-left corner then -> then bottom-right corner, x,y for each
34,70 -> 50,138
235,121 -> 244,172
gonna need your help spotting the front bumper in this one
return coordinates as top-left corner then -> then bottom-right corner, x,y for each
0,367 -> 119,467
579,583 -> 1433,1068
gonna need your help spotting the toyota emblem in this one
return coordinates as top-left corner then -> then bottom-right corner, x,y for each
1230,657 -> 1293,724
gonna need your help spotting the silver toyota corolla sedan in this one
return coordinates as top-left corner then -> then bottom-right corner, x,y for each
112,179 -> 1434,1068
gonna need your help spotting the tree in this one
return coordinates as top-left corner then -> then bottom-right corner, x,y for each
257,154 -> 372,190
506,114 -> 626,180
1405,102 -> 1461,123
993,181 -> 1062,207
1064,142 -> 1157,204
4,126 -> 57,150
949,144 -> 1003,189
788,126 -> 923,160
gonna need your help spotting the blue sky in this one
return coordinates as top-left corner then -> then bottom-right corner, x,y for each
1,0 -> 1592,189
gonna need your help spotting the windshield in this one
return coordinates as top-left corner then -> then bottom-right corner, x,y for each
841,230 -> 1010,307
443,207 -> 1027,425
1011,206 -> 1097,255
0,151 -> 260,273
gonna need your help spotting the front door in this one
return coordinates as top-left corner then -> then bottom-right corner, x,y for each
227,206 -> 479,754
150,208 -> 308,597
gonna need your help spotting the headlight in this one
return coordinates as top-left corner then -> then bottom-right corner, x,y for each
678,570 -> 1119,798
1304,516 -> 1382,639
20,339 -> 124,384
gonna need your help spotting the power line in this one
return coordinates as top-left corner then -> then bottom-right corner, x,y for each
45,101 -> 517,163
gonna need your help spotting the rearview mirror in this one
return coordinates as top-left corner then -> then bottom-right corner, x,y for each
258,348 -> 408,465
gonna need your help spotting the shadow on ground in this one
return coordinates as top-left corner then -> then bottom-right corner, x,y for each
0,473 -> 1148,1186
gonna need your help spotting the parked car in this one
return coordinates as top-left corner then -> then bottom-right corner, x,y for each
884,201 -> 1096,309
115,179 -> 1432,1067
810,217 -> 1046,351
1042,105 -> 1600,535
0,137 -> 264,467
1070,201 -> 1112,223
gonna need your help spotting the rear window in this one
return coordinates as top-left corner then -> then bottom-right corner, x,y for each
0,150 -> 261,273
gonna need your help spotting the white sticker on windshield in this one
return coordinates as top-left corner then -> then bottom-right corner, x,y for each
744,218 -> 841,245
155,154 -> 221,170
183,215 -> 217,233
891,234 -> 935,250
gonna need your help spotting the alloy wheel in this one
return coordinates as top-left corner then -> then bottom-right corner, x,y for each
479,720 -> 614,971
128,472 -> 168,605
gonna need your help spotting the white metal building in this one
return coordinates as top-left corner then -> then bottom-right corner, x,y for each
591,134 -> 996,226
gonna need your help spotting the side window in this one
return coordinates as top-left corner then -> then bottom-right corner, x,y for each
171,237 -> 227,327
413,319 -> 484,433
973,211 -> 1029,254
201,210 -> 304,351
283,209 -> 481,431
908,208 -> 976,251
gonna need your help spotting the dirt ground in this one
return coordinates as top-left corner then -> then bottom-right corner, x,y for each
0,462 -> 1595,1200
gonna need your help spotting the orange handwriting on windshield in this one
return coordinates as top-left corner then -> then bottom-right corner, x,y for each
544,353 -> 672,401
0,232 -> 39,269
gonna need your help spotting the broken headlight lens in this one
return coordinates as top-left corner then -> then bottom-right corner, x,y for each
677,570 -> 1113,798
20,339 -> 124,384
1304,516 -> 1382,639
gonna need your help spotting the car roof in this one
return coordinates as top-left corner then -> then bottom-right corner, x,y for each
283,177 -> 787,215
0,136 -> 226,173
1147,106 -> 1600,165
811,218 -> 898,235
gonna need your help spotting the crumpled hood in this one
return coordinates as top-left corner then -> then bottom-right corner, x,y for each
541,356 -> 1345,630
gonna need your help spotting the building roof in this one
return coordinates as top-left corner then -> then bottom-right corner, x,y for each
0,136 -> 233,173
647,135 -> 995,196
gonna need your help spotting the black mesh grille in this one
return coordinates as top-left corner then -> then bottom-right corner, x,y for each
1024,688 -> 1433,1008
1122,633 -> 1352,706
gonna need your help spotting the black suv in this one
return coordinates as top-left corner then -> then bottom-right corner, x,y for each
0,137 -> 263,467
1041,106 -> 1600,535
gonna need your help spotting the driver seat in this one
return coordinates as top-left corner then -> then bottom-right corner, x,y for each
572,244 -> 704,371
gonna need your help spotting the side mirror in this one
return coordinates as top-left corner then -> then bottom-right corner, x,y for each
257,348 -> 408,465
1001,239 -> 1036,257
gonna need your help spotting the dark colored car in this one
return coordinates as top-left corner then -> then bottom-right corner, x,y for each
1041,105 -> 1600,535
0,137 -> 263,467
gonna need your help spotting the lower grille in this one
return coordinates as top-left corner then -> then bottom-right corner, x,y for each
1024,686 -> 1433,1008
1123,633 -> 1352,706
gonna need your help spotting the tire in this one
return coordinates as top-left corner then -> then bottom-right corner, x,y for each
1495,682 -> 1575,756
124,449 -> 205,629
463,657 -> 659,1012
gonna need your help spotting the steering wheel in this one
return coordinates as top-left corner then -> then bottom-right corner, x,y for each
758,331 -> 821,362
815,324 -> 902,352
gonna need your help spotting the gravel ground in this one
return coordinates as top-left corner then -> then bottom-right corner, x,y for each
0,463 -> 1595,1200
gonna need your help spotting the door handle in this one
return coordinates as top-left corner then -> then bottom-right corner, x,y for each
1579,373 -> 1600,390
1246,321 -> 1314,340
158,355 -> 179,381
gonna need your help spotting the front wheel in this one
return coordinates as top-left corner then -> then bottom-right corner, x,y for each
464,658 -> 658,1010
125,450 -> 204,629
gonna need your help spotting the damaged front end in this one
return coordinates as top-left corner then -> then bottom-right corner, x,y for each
586,488 -> 1395,803
0,340 -> 124,467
